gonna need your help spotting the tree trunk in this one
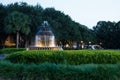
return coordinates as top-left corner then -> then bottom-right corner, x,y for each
16,31 -> 19,48
76,41 -> 80,49
25,36 -> 29,48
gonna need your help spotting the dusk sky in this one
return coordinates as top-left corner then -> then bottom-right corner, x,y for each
1,0 -> 120,28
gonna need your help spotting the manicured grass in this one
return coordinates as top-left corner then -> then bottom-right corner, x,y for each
6,50 -> 120,64
1,49 -> 120,80
0,48 -> 26,54
0,61 -> 120,80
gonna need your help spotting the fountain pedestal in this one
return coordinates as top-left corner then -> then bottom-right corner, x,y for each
29,46 -> 61,50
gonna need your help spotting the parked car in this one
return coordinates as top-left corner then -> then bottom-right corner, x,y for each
85,45 -> 103,50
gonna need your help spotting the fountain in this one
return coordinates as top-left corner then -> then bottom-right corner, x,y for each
29,21 -> 62,50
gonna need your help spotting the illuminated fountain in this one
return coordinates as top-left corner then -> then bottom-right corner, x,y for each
29,21 -> 62,50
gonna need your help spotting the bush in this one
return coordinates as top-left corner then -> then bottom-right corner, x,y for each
0,61 -> 120,80
6,50 -> 120,64
0,61 -> 25,79
0,48 -> 26,54
64,50 -> 120,64
6,50 -> 65,64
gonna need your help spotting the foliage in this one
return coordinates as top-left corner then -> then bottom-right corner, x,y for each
1,2 -> 93,48
4,11 -> 31,35
0,48 -> 26,54
42,8 -> 93,48
94,21 -> 120,49
0,4 -> 8,45
6,50 -> 120,64
4,11 -> 31,48
0,61 -> 24,79
1,2 -> 43,48
0,61 -> 120,80
1,2 -> 120,49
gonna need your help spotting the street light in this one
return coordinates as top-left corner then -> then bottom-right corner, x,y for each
100,42 -> 102,45
89,41 -> 91,45
81,41 -> 83,43
81,41 -> 84,49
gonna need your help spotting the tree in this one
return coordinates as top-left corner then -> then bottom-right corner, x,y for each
1,3 -> 93,49
0,4 -> 7,46
114,21 -> 120,48
5,2 -> 43,42
42,8 -> 84,48
4,11 -> 31,48
93,21 -> 120,49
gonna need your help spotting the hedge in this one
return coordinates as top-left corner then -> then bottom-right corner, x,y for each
0,48 -> 26,54
6,50 -> 120,64
0,61 -> 120,80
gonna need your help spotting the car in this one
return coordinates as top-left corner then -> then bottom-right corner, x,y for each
85,45 -> 103,50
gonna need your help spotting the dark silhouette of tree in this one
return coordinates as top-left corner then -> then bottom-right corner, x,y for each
94,21 -> 120,49
4,11 -> 31,48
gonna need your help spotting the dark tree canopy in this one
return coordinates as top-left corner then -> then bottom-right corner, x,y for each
41,8 -> 93,48
94,21 -> 120,49
4,11 -> 31,35
0,4 -> 8,45
4,11 -> 31,48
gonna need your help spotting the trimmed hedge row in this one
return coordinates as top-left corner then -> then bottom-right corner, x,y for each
0,48 -> 26,54
0,61 -> 120,80
6,50 -> 120,64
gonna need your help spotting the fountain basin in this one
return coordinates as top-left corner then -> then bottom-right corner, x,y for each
29,46 -> 62,50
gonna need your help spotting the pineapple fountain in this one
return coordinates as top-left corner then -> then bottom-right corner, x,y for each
29,21 -> 62,50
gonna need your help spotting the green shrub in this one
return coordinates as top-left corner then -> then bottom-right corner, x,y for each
6,50 -> 65,64
0,61 -> 25,79
5,50 -> 120,64
0,61 -> 120,80
64,50 -> 120,64
0,48 -> 26,54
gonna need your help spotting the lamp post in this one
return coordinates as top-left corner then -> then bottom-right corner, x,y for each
100,42 -> 102,45
81,41 -> 84,49
89,41 -> 91,45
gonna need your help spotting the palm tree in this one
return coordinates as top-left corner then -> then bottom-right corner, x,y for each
4,11 -> 31,48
